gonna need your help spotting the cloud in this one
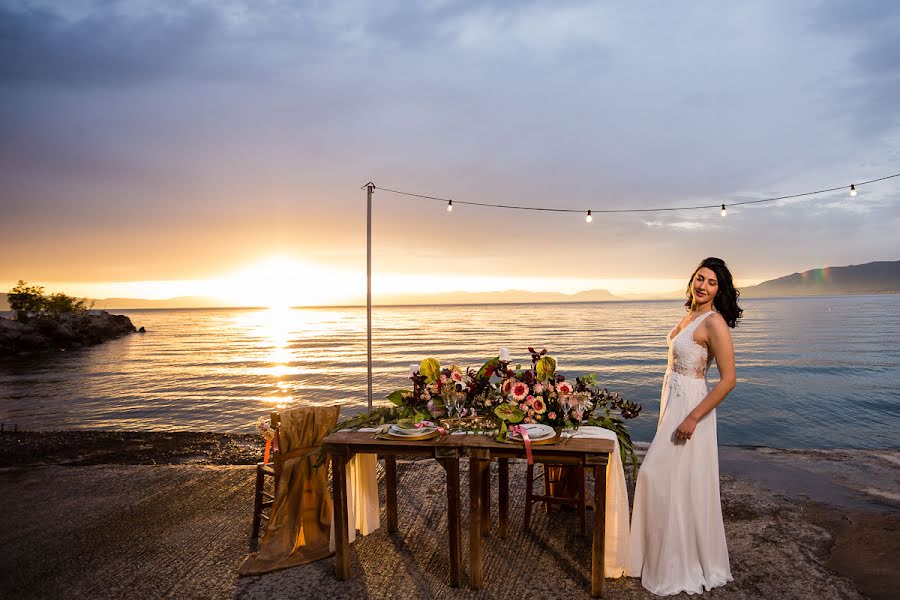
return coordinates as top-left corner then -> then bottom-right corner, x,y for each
0,3 -> 230,86
1,1 -> 898,284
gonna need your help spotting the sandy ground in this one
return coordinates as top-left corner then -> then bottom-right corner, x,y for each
0,432 -> 897,600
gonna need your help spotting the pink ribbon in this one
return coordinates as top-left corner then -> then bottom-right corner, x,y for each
416,421 -> 447,435
511,425 -> 534,464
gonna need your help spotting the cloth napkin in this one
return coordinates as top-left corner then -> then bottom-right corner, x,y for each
561,426 -> 630,578
329,451 -> 380,551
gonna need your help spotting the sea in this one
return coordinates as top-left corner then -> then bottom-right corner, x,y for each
1,295 -> 898,449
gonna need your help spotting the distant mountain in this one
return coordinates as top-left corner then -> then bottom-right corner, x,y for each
88,296 -> 232,309
4,260 -> 896,311
377,288 -> 619,306
0,293 -> 236,311
742,260 -> 900,297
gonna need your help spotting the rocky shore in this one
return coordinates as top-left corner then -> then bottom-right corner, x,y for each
0,432 -> 896,599
0,312 -> 139,357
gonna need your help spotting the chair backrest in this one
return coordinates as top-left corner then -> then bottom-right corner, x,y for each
270,406 -> 340,484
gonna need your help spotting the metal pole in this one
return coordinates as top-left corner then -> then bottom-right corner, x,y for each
366,182 -> 374,411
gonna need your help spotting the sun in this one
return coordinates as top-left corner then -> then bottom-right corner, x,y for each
210,256 -> 359,308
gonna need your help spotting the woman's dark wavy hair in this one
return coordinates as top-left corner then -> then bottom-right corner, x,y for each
684,257 -> 743,328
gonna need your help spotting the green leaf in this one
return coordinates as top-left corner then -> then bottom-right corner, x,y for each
387,390 -> 410,406
495,420 -> 509,442
536,356 -> 556,382
419,358 -> 441,383
476,357 -> 501,380
494,403 -> 524,424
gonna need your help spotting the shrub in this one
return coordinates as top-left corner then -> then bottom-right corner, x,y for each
7,280 -> 90,321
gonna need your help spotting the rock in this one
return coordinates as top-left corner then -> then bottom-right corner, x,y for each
138,326 -> 146,333
0,312 -> 138,358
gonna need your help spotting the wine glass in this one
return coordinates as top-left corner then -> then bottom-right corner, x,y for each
445,393 -> 460,419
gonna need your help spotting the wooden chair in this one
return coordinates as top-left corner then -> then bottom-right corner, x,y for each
249,412 -> 282,552
523,462 -> 592,534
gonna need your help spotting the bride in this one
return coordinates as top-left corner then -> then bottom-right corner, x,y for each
626,257 -> 743,595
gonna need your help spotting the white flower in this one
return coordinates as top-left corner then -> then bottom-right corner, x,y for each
256,416 -> 276,441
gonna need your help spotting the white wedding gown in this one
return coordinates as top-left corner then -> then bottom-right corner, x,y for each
626,311 -> 733,595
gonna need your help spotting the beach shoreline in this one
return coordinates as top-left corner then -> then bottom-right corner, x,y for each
1,431 -> 896,599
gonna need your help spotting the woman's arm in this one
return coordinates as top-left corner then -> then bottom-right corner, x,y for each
675,315 -> 736,440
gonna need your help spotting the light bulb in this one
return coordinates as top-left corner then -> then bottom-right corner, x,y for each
446,200 -> 453,212
720,204 -> 727,217
849,184 -> 857,197
585,210 -> 593,223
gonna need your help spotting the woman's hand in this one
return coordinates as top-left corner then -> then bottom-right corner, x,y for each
675,415 -> 698,440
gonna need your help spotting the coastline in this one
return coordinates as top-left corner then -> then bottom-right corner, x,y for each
0,431 -> 896,599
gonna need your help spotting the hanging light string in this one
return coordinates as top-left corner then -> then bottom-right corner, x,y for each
365,172 -> 900,216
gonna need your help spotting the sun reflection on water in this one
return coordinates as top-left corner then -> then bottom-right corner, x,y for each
233,307 -> 359,415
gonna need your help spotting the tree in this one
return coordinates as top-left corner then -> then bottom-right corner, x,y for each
6,281 -> 90,321
43,292 -> 88,318
8,280 -> 45,322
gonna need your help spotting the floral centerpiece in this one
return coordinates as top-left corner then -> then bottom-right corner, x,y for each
488,347 -> 643,470
325,347 -> 643,471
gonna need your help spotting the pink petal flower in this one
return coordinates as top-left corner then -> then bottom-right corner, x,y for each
512,382 -> 529,401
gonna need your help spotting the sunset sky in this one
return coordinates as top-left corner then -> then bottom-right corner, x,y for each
2,1 -> 899,307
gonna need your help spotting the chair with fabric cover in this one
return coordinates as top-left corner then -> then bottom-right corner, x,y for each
249,412 -> 281,553
240,405 -> 341,575
524,463 -> 592,534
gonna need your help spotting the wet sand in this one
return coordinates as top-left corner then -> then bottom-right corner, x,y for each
0,432 -> 896,599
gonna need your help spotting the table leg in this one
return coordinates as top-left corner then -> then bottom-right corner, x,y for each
385,455 -> 398,532
331,452 -> 351,580
468,452 -> 489,589
591,462 -> 608,597
440,457 -> 462,588
498,458 -> 509,538
481,460 -> 491,538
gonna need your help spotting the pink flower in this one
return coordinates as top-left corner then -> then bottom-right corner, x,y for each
557,381 -> 573,395
502,379 -> 513,396
525,395 -> 534,407
524,417 -> 536,424
451,370 -> 463,383
533,383 -> 544,394
427,400 -> 446,418
532,398 -> 546,414
527,409 -> 535,417
548,412 -> 557,420
573,410 -> 583,422
519,403 -> 527,411
511,382 -> 529,401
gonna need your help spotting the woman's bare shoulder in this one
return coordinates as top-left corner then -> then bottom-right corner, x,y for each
704,312 -> 733,341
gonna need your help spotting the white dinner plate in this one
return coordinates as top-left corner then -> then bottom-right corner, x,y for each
389,424 -> 436,436
508,423 -> 554,440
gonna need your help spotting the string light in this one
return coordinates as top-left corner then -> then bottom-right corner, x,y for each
367,172 -> 900,220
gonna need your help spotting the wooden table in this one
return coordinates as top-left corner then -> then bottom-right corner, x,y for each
323,431 -> 615,597
323,431 -> 466,587
457,435 -> 615,598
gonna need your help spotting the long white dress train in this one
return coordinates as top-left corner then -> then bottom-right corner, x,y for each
626,311 -> 733,595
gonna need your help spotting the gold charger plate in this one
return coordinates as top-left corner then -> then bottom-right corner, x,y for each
376,428 -> 441,441
499,431 -> 561,446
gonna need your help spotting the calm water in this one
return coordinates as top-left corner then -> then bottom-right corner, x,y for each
1,296 -> 898,448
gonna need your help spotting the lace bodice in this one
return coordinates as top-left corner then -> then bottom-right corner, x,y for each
666,311 -> 714,379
